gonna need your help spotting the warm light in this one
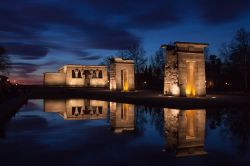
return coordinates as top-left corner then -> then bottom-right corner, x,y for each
123,70 -> 129,92
185,87 -> 191,96
185,110 -> 196,139
171,85 -> 180,96
186,61 -> 196,97
110,80 -> 116,90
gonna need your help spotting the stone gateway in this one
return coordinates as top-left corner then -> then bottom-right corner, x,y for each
162,42 -> 208,97
110,58 -> 135,91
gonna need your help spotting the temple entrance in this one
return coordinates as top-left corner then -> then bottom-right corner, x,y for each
121,70 -> 128,91
186,61 -> 197,97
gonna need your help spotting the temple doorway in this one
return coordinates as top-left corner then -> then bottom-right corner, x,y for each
186,61 -> 197,97
121,70 -> 128,91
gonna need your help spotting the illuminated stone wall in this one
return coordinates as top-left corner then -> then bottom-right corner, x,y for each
44,73 -> 66,86
163,42 -> 207,97
110,102 -> 135,133
44,99 -> 108,120
44,65 -> 108,87
110,58 -> 135,91
164,108 -> 207,157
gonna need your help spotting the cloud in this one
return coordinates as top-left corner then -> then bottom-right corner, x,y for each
79,55 -> 102,61
0,0 -> 140,54
10,62 -> 39,74
2,43 -> 48,60
194,0 -> 250,24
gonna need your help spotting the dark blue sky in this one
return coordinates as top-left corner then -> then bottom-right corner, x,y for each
0,0 -> 250,84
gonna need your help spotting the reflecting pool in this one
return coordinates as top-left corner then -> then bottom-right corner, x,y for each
0,99 -> 250,166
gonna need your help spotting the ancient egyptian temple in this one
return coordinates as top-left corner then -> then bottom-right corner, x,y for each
44,65 -> 108,87
162,42 -> 208,97
110,58 -> 135,91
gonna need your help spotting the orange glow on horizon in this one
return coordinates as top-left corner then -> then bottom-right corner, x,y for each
8,75 -> 42,85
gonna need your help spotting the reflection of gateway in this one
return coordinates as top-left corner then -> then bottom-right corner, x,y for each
44,99 -> 108,120
110,102 -> 135,133
164,108 -> 207,157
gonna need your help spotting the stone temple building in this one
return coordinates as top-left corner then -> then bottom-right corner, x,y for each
162,42 -> 208,97
44,65 -> 108,87
44,99 -> 108,120
164,108 -> 207,157
110,58 -> 135,91
110,102 -> 135,133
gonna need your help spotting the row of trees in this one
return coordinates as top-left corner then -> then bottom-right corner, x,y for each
206,28 -> 250,92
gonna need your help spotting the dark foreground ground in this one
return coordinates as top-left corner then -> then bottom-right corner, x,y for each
27,86 -> 250,109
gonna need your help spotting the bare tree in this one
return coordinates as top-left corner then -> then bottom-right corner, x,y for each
0,46 -> 10,75
229,28 -> 250,92
151,48 -> 164,78
99,55 -> 114,71
120,43 -> 147,73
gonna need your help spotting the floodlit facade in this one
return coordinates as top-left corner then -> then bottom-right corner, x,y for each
44,99 -> 108,120
164,108 -> 207,157
162,42 -> 208,97
110,58 -> 135,91
110,102 -> 135,133
44,65 -> 108,87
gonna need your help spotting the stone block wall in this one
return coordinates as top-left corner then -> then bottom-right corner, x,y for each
44,72 -> 66,86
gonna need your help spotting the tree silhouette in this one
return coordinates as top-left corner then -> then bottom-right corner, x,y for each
230,28 -> 250,92
219,28 -> 250,92
151,48 -> 164,78
0,46 -> 10,75
99,55 -> 114,72
119,43 -> 147,74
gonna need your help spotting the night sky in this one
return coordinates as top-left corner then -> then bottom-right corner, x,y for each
1,0 -> 250,84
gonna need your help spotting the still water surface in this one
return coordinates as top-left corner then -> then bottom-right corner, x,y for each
0,99 -> 250,166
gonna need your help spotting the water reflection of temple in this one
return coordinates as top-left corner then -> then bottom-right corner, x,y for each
164,108 -> 207,157
110,102 -> 135,133
44,99 -> 108,120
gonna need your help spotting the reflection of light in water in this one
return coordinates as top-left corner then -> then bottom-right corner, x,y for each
185,110 -> 196,139
110,102 -> 135,133
44,99 -> 108,120
164,108 -> 207,157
